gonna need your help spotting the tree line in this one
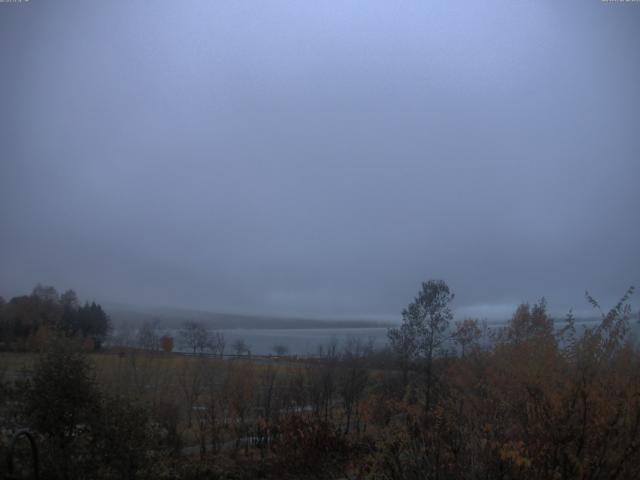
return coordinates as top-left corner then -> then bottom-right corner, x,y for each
0,284 -> 110,350
1,280 -> 639,479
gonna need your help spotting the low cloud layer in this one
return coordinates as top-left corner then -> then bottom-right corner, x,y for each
1,1 -> 639,320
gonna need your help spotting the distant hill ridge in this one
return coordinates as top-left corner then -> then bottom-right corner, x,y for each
104,302 -> 614,331
104,303 -> 394,330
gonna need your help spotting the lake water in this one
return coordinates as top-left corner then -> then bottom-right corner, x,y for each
151,318 -> 619,356
176,327 -> 390,356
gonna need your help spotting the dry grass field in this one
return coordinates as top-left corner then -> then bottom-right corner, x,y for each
1,349 -> 308,451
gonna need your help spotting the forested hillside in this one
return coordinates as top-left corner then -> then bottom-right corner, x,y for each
0,285 -> 110,351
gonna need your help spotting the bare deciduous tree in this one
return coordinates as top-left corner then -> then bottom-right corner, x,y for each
136,319 -> 160,351
272,343 -> 289,356
232,338 -> 249,356
208,331 -> 226,357
180,320 -> 209,354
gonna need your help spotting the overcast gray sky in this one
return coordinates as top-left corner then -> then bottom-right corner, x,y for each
1,0 -> 639,320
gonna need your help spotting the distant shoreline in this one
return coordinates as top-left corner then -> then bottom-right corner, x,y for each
106,304 -> 394,330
